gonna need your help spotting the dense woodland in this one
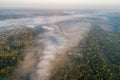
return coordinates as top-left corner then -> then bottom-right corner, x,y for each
51,21 -> 120,79
0,27 -> 38,80
0,16 -> 120,80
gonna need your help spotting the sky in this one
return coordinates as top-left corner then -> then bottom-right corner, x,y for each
0,0 -> 120,9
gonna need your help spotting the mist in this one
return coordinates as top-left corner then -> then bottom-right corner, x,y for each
11,15 -> 92,80
0,0 -> 120,80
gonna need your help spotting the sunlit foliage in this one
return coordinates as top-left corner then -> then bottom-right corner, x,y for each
0,27 -> 38,79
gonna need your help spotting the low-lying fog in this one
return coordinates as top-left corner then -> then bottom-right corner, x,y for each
0,10 -> 113,80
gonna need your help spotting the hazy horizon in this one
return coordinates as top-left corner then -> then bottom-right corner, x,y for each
0,0 -> 120,9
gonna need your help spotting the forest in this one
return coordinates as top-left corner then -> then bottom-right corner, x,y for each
50,22 -> 120,80
0,27 -> 38,80
0,16 -> 120,80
